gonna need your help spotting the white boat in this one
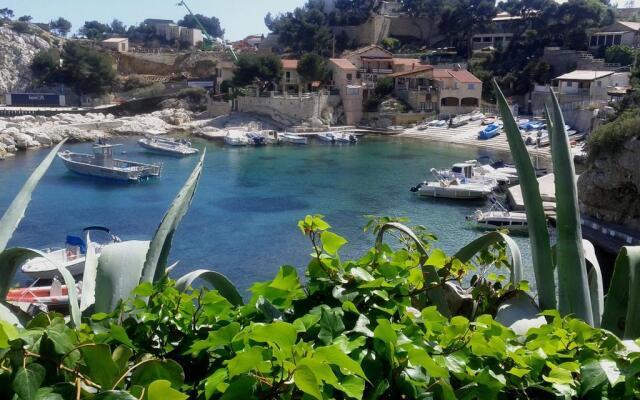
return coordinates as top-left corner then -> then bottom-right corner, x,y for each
224,130 -> 250,146
21,227 -> 120,279
335,132 -> 358,143
258,130 -> 281,144
58,142 -> 161,182
436,162 -> 500,189
138,136 -> 198,156
6,277 -> 82,314
467,198 -> 528,232
410,169 -> 494,199
428,119 -> 447,127
280,132 -> 307,144
317,132 -> 337,143
469,112 -> 485,121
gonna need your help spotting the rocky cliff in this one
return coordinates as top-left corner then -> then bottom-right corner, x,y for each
0,25 -> 52,93
578,136 -> 640,231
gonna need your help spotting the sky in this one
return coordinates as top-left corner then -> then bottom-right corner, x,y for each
1,0 -> 306,40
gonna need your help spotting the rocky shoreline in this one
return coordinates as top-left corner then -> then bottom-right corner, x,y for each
0,108 -> 194,159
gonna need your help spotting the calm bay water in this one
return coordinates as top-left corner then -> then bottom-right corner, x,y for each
0,136 -> 534,293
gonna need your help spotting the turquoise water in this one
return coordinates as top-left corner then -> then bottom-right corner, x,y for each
0,136 -> 534,293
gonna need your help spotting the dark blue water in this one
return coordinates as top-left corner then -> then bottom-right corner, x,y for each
0,137 -> 533,293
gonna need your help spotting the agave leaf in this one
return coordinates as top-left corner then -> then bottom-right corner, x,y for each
374,222 -> 450,317
582,240 -> 604,328
0,301 -> 26,327
548,90 -> 593,325
175,269 -> 243,306
493,81 -> 556,311
95,241 -> 150,313
601,246 -> 640,338
495,291 -> 546,336
453,231 -> 523,286
0,140 -> 66,252
141,150 -> 205,284
0,247 -> 80,326
80,242 -> 98,311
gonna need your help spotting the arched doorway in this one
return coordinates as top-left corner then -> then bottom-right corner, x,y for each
461,97 -> 479,107
441,97 -> 459,107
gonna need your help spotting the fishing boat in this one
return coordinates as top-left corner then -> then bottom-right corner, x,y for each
410,169 -> 493,199
137,136 -> 199,156
478,123 -> 502,140
20,227 -> 121,279
224,130 -> 250,146
280,132 -> 308,144
467,198 -> 528,232
317,132 -> 337,143
58,141 -> 161,181
6,277 -> 81,313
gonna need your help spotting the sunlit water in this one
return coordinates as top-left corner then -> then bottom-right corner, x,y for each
0,136 -> 537,294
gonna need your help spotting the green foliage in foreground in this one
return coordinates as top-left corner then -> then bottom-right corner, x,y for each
2,216 -> 640,399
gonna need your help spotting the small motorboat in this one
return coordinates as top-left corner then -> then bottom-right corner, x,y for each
469,112 -> 484,121
478,123 -> 502,140
481,116 -> 497,125
467,197 -> 528,232
523,120 -> 545,131
517,119 -> 530,129
335,132 -> 358,143
317,132 -> 337,143
435,162 -> 500,189
280,132 -> 307,144
6,277 -> 81,313
138,136 -> 199,156
246,132 -> 267,146
58,141 -> 161,182
20,227 -> 121,279
224,130 -> 250,146
428,119 -> 447,127
450,114 -> 471,128
410,169 -> 493,199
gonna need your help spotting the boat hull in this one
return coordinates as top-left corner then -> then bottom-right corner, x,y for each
417,185 -> 491,199
281,135 -> 308,144
58,153 -> 161,181
138,139 -> 198,156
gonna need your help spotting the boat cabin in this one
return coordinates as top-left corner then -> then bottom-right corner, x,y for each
451,163 -> 475,179
92,143 -> 121,168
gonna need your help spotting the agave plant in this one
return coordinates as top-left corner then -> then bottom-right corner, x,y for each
0,145 -> 242,327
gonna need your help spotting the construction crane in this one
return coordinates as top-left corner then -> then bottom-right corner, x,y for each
176,0 -> 238,61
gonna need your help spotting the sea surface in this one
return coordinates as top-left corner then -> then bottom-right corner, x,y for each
0,136 -> 537,294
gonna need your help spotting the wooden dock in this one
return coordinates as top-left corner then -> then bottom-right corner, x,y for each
507,173 -> 557,212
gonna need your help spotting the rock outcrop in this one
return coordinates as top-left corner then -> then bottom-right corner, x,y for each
0,26 -> 52,93
578,136 -> 640,230
0,108 -> 193,158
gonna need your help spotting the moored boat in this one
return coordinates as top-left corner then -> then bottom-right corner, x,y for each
335,132 -> 358,143
246,131 -> 267,145
6,278 -> 81,313
317,132 -> 337,143
58,142 -> 161,181
224,129 -> 250,146
280,132 -> 308,144
467,198 -> 528,232
138,136 -> 198,156
20,227 -> 121,279
478,123 -> 502,140
410,169 -> 493,199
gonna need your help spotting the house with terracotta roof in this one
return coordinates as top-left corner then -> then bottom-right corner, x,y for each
390,66 -> 436,112
344,45 -> 395,91
432,68 -> 482,115
281,59 -> 303,93
329,58 -> 363,125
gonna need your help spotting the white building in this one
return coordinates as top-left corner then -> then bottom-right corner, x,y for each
554,70 -> 630,100
101,37 -> 129,53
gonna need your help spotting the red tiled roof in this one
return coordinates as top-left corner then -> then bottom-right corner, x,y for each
330,58 -> 357,70
281,59 -> 299,69
350,44 -> 393,56
432,69 -> 482,83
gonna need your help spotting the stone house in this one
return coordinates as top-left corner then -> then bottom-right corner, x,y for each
390,67 -> 435,112
329,58 -> 363,125
432,68 -> 482,115
553,70 -> 630,100
281,59 -> 302,93
589,21 -> 640,50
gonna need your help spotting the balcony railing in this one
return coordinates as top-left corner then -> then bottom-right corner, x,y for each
360,68 -> 393,74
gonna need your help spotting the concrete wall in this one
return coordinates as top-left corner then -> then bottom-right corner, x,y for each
331,15 -> 389,46
207,100 -> 232,117
237,93 -> 329,126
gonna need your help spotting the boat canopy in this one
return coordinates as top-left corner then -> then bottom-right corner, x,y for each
65,235 -> 87,254
82,226 -> 111,233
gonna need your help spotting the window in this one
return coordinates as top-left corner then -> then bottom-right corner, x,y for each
590,36 -> 598,46
346,73 -> 352,81
285,71 -> 291,82
566,81 -> 573,87
473,37 -> 481,42
606,35 -> 614,46
346,87 -> 359,96
483,37 -> 492,43
598,35 -> 605,46
614,35 -> 622,45
468,83 -> 475,90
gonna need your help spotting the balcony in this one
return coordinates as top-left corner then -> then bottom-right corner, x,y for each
360,68 -> 393,75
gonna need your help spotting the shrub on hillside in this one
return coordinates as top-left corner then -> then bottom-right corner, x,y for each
130,82 -> 165,98
588,109 -> 640,161
11,21 -> 31,33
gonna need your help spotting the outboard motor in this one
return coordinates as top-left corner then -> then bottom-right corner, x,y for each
410,182 -> 423,192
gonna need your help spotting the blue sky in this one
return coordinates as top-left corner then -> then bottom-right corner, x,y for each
2,0 -> 306,40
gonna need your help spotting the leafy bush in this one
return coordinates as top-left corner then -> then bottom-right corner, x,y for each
1,215 -> 639,399
131,82 -> 166,98
587,110 -> 640,161
10,21 -> 31,34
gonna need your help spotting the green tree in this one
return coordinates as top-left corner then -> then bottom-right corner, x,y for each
50,17 -> 72,37
374,76 -> 395,97
110,19 -> 127,35
381,37 -> 401,52
232,54 -> 282,90
31,48 -> 61,84
80,20 -> 111,40
297,53 -> 328,83
17,15 -> 32,22
178,14 -> 224,38
0,8 -> 14,19
60,41 -> 116,95
605,44 -> 636,66
268,5 -> 334,55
